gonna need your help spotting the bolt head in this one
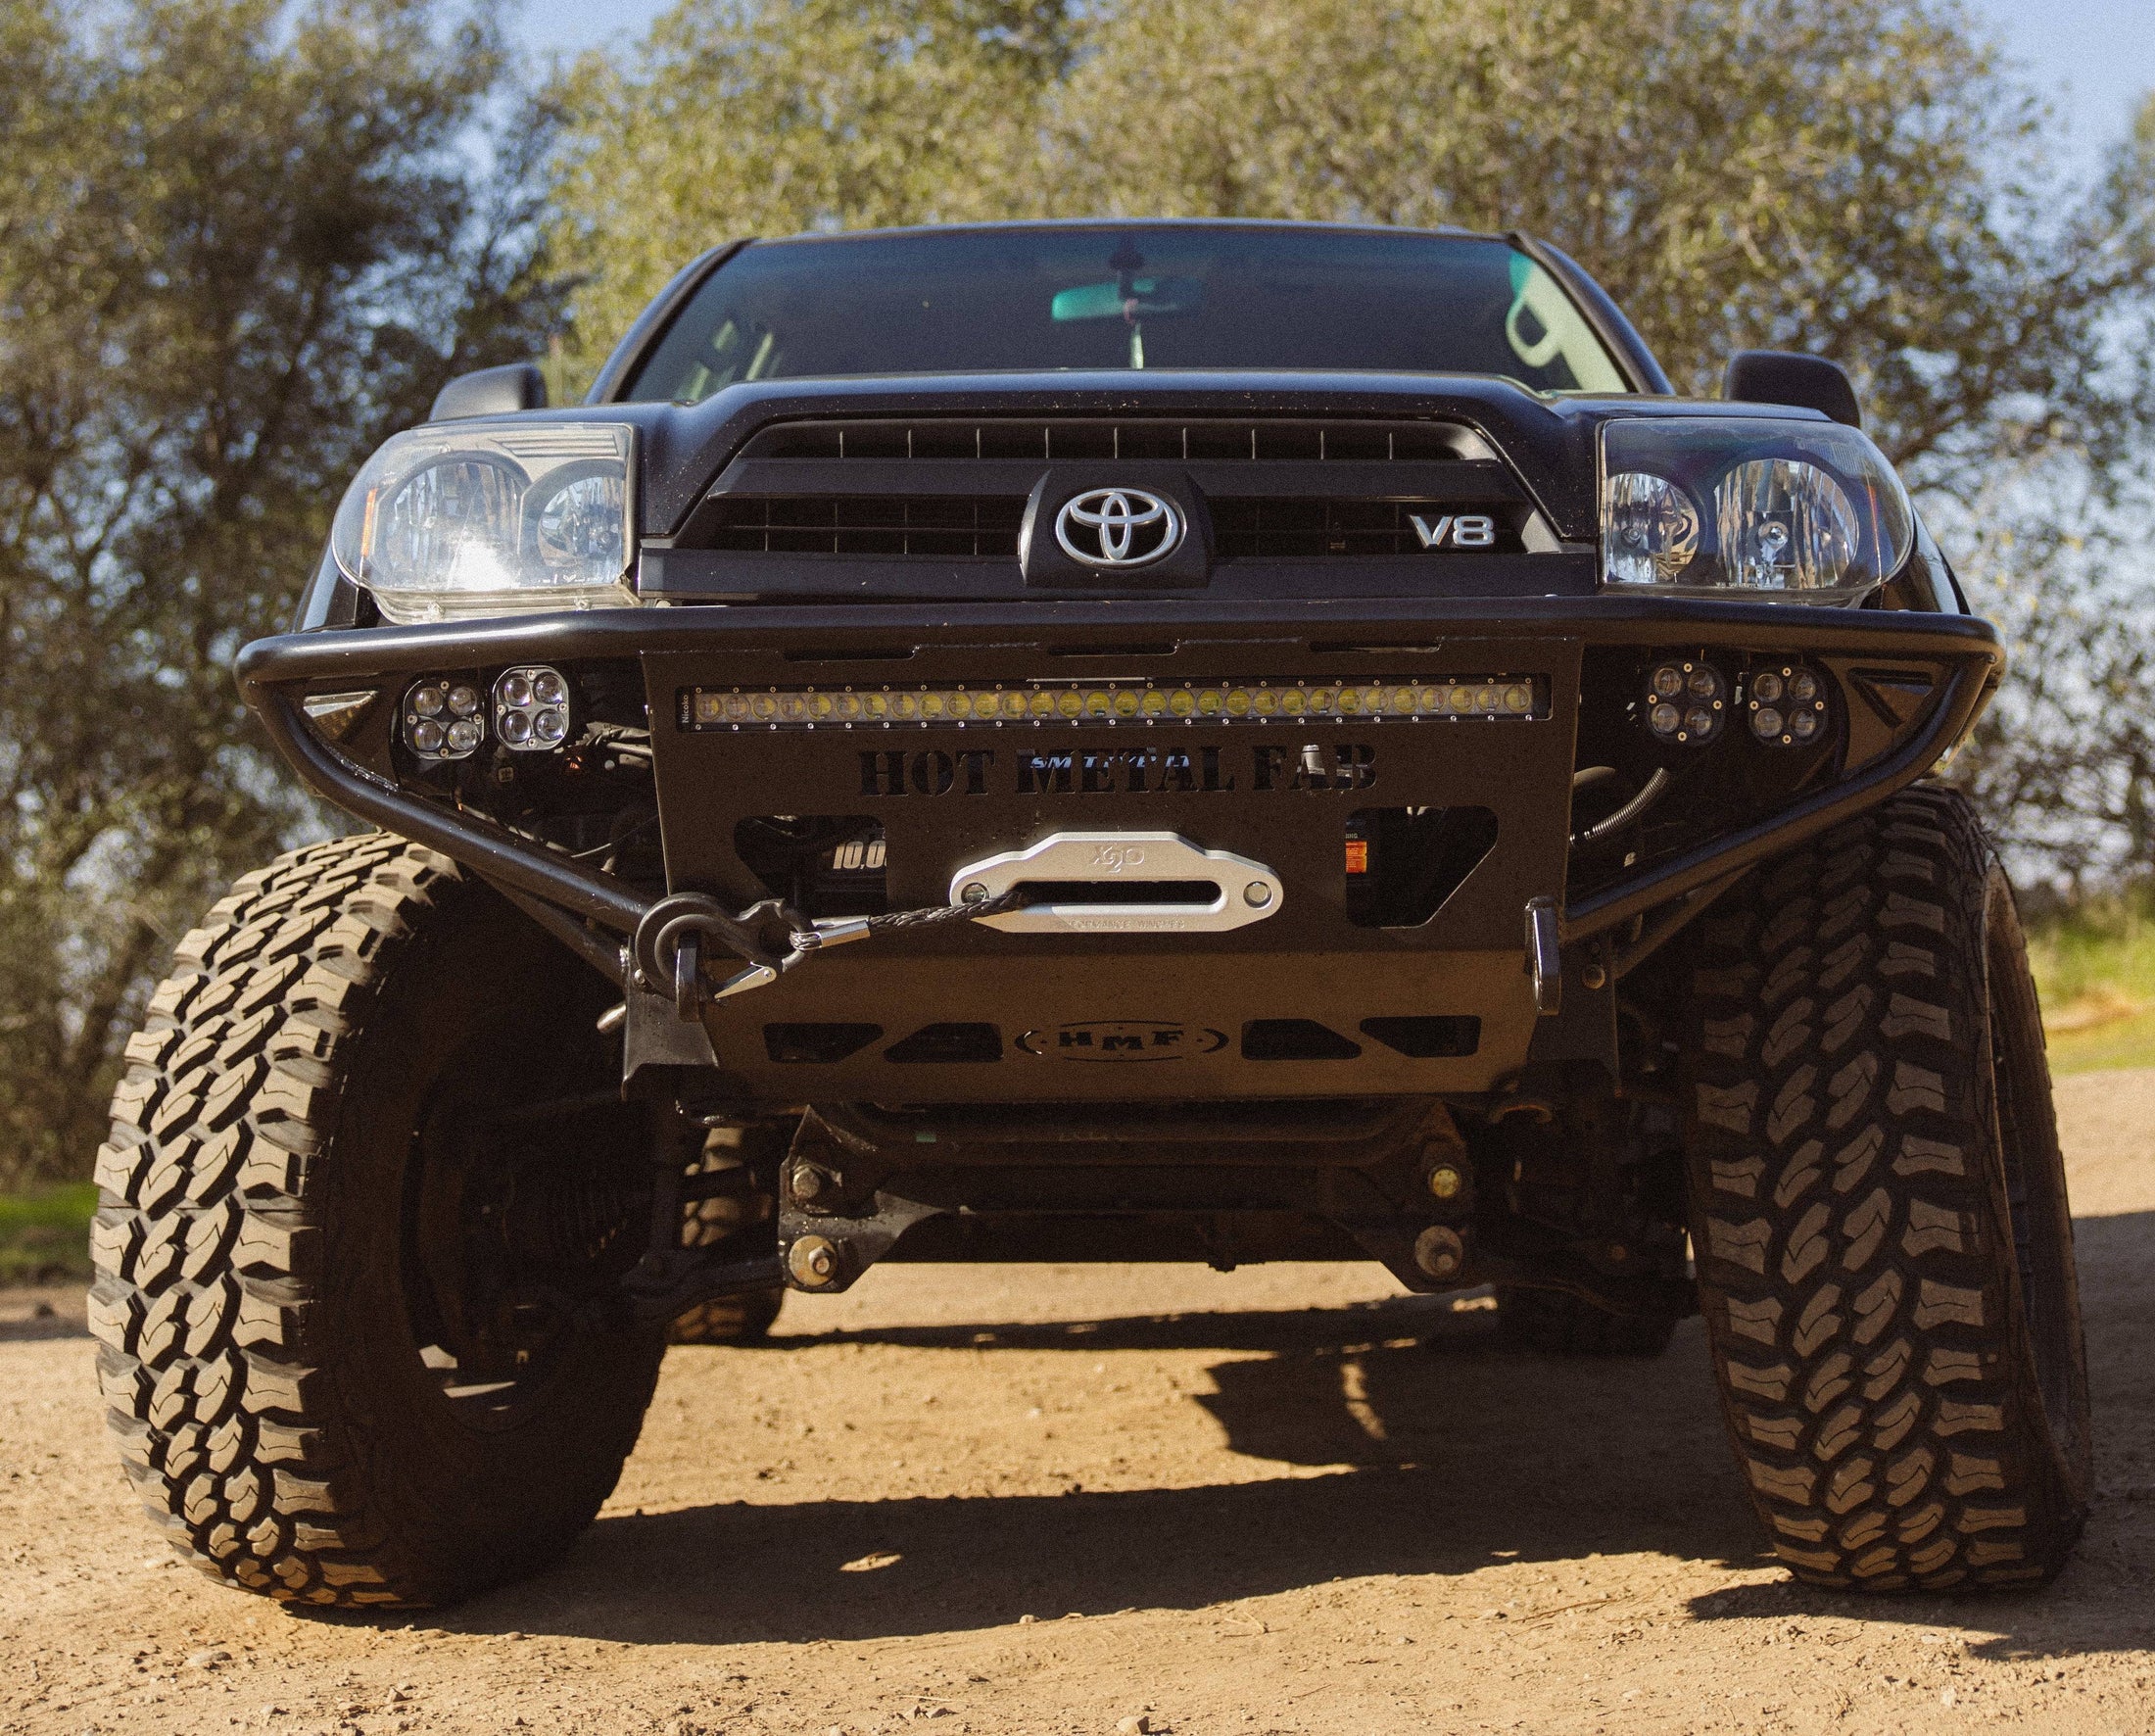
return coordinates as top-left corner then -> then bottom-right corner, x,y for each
1426,1164 -> 1464,1201
1413,1225 -> 1465,1281
1582,963 -> 1608,991
787,1234 -> 840,1288
960,882 -> 990,904
1243,880 -> 1274,908
792,1164 -> 826,1200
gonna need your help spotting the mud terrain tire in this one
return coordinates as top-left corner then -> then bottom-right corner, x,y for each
667,1126 -> 786,1345
668,1288 -> 785,1345
1684,787 -> 2090,1589
90,835 -> 666,1607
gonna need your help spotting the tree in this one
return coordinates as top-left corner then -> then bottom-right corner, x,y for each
550,0 -> 1075,358
0,0 -> 559,1187
1934,95 -> 2155,886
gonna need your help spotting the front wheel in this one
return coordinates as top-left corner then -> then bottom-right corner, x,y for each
91,835 -> 666,1606
1682,788 -> 2090,1589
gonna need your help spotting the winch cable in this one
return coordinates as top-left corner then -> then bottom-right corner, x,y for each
632,886 -> 1030,1016
842,888 -> 1028,936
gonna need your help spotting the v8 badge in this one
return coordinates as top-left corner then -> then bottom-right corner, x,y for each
1409,512 -> 1498,549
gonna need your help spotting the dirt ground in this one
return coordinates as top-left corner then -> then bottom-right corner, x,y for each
4,1076 -> 2152,1736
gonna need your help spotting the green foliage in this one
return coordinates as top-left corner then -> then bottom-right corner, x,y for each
551,0 -> 1075,364
0,0 -> 560,1186
1928,94 -> 2155,892
1075,3 -> 2155,483
2027,886 -> 2155,1074
2031,887 -> 2155,1005
0,1181 -> 96,1282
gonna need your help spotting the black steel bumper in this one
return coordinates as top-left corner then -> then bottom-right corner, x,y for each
236,596 -> 2000,1100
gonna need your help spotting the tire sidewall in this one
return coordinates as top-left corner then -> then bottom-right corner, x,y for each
1976,861 -> 2094,1510
321,878 -> 664,1599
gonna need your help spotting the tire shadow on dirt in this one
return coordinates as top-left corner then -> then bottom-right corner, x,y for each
0,1284 -> 86,1342
436,1304 -> 1775,1648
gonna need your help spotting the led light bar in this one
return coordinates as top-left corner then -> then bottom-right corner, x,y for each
686,678 -> 1548,731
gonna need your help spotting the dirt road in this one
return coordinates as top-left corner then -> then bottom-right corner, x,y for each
4,1074 -> 2153,1736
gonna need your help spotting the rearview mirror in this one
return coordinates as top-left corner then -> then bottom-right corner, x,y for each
1723,351 -> 1861,429
1051,277 -> 1205,321
428,362 -> 548,422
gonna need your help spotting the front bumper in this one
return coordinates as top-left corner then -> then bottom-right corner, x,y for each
237,596 -> 2000,1102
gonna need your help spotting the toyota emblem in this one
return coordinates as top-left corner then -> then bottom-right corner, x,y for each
1054,487 -> 1185,569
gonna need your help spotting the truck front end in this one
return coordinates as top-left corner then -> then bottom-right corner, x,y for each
110,222 -> 2081,1613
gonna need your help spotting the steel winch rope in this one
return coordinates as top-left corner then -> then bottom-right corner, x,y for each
849,887 -> 1027,934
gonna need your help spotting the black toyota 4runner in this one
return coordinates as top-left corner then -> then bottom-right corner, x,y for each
91,220 -> 2088,1607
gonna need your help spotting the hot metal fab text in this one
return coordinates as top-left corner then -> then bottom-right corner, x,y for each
859,744 -> 1377,796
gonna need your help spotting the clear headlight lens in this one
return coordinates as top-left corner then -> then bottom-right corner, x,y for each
1604,472 -> 1701,584
330,422 -> 637,623
1600,417 -> 1912,603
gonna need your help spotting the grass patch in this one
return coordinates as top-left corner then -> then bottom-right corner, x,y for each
0,1180 -> 97,1284
2028,887 -> 2155,1074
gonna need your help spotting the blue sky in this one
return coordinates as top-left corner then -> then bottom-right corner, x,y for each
515,0 -> 2152,180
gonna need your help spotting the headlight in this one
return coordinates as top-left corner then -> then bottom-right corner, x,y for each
1600,416 -> 1913,603
330,422 -> 636,623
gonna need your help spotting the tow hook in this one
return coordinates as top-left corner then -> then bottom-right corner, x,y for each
632,893 -> 796,1017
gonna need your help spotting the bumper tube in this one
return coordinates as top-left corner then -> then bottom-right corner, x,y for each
1561,651 -> 1991,941
253,683 -> 650,935
236,597 -> 2002,965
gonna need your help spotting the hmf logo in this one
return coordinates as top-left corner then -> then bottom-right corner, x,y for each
859,744 -> 1374,796
1016,1021 -> 1228,1061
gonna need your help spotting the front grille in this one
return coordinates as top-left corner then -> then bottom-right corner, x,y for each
737,416 -> 1481,463
683,415 -> 1530,564
706,494 -> 1024,556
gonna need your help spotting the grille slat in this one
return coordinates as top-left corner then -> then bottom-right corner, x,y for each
739,416 -> 1481,464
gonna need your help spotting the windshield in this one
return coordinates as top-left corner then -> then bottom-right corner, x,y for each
623,225 -> 1632,403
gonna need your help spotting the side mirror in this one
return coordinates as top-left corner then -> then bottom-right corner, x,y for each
428,362 -> 548,422
1723,351 -> 1861,429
